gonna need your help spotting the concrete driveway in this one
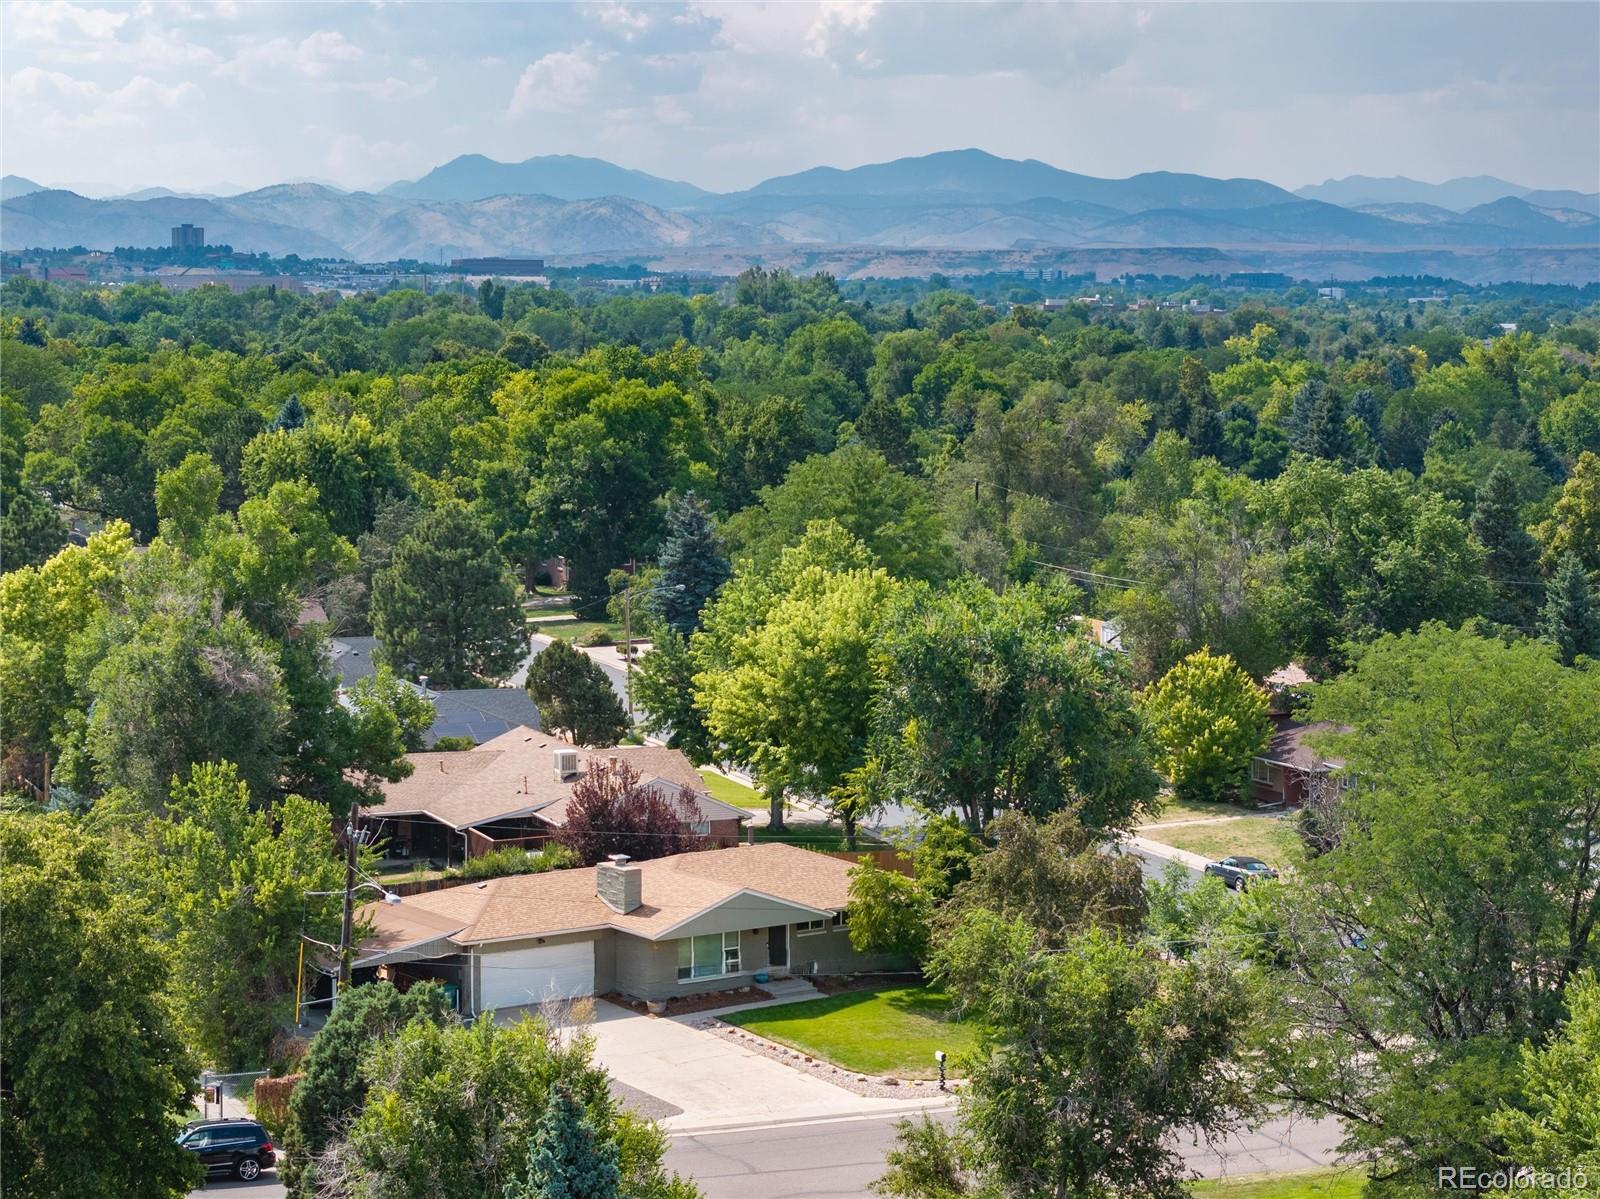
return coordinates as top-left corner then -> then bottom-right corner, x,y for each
582,999 -> 948,1132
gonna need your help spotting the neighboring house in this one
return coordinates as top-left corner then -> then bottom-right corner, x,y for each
1250,717 -> 1349,808
330,636 -> 541,748
351,843 -> 905,1010
361,726 -> 748,864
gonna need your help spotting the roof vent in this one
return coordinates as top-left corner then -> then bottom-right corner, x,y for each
553,748 -> 579,780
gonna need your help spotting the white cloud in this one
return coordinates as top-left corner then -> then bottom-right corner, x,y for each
6,1 -> 129,41
593,2 -> 652,41
4,68 -> 202,133
509,44 -> 603,114
221,29 -> 365,83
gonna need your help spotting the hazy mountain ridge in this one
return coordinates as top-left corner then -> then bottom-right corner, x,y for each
1299,173 -> 1600,216
4,152 -> 1596,276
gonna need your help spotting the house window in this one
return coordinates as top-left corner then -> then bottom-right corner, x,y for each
1251,759 -> 1281,786
677,931 -> 740,981
795,919 -> 827,936
831,910 -> 848,929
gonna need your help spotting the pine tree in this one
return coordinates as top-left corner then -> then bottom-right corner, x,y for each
524,639 -> 628,747
270,393 -> 307,432
369,502 -> 526,687
1539,552 -> 1600,666
509,1083 -> 622,1199
1471,463 -> 1541,628
1303,388 -> 1351,463
653,492 -> 730,636
1285,380 -> 1322,450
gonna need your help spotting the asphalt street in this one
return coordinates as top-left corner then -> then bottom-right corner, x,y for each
665,1109 -> 1346,1199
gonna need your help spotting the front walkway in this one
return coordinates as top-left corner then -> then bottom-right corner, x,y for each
580,998 -> 950,1132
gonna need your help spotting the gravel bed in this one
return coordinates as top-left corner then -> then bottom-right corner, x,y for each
697,1018 -> 958,1099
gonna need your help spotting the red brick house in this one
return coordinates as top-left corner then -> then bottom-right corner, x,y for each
1250,717 -> 1349,808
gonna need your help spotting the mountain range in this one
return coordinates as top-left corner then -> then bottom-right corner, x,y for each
4,151 -> 1596,281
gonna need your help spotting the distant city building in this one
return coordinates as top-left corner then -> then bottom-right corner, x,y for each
1316,286 -> 1346,301
449,256 -> 545,276
171,223 -> 205,251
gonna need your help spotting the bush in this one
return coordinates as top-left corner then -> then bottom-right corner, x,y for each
252,1073 -> 303,1141
431,735 -> 475,752
576,629 -> 614,648
455,843 -> 575,881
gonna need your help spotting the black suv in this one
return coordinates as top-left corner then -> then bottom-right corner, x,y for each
178,1118 -> 276,1181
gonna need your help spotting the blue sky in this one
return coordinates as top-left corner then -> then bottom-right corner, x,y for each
3,1 -> 1596,196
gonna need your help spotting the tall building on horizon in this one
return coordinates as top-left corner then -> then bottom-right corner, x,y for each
171,223 -> 205,251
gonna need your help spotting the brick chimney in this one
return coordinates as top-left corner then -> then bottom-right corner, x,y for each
596,854 -> 642,914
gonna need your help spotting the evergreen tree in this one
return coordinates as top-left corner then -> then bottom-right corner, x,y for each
1539,551 -> 1600,666
1519,416 -> 1567,483
478,278 -> 506,320
1285,379 -> 1322,449
510,1083 -> 622,1199
0,487 -> 68,572
524,639 -> 629,746
1350,389 -> 1385,457
370,502 -> 526,687
270,393 -> 307,432
1302,388 -> 1351,463
1471,463 -> 1542,628
653,492 -> 730,635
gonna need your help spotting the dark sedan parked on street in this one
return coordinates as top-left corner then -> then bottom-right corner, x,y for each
177,1118 -> 276,1181
1204,855 -> 1280,890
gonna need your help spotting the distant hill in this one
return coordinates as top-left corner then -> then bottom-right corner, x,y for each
2,175 -> 45,201
4,150 -> 1595,281
721,148 -> 1298,212
1297,174 -> 1599,217
385,154 -> 709,208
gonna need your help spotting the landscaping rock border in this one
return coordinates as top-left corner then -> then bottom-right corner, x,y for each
697,1017 -> 958,1099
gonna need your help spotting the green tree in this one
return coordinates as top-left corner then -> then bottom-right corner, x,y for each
1471,461 -> 1542,628
946,810 -> 1147,945
1539,551 -> 1600,666
874,576 -> 1159,833
509,1082 -> 623,1199
280,981 -> 451,1198
723,443 -> 949,582
147,762 -> 346,1066
653,491 -> 730,635
155,451 -> 224,552
1487,973 -> 1600,1198
1537,450 -> 1600,576
525,638 -> 629,746
1137,648 -> 1271,802
337,1016 -> 695,1199
631,628 -> 714,761
1255,626 -> 1600,1185
0,813 -> 201,1199
695,550 -> 898,832
913,812 -> 985,903
875,915 -> 1256,1199
478,278 -> 507,321
846,860 -> 933,961
0,485 -> 68,572
371,501 -> 526,687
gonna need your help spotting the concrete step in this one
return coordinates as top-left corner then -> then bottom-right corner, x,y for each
762,978 -> 824,1002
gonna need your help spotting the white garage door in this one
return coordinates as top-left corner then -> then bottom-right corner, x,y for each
479,941 -> 595,1012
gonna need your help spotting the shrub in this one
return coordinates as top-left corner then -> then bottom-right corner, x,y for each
576,629 -> 614,648
252,1073 -> 303,1141
431,734 -> 475,752
455,843 -> 575,881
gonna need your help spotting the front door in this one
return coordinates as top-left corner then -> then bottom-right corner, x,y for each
767,925 -> 789,970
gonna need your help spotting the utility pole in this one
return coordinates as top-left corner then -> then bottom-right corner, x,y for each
338,821 -> 356,990
623,558 -> 636,720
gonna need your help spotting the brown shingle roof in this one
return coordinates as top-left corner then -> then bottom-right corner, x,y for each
1259,720 -> 1348,771
362,726 -> 715,831
358,842 -> 851,949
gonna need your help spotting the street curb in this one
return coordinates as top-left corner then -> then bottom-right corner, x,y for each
664,1099 -> 956,1137
1125,835 -> 1213,872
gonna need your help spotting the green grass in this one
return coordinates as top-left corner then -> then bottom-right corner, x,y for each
1189,1167 -> 1366,1197
723,985 -> 981,1078
698,769 -> 768,809
1149,795 -> 1265,824
754,822 -> 887,851
527,617 -> 628,645
1139,815 -> 1302,870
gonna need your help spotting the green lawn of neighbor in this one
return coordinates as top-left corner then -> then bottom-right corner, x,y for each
527,617 -> 628,645
754,822 -> 887,852
698,769 -> 768,809
1149,795 -> 1267,824
1139,815 -> 1303,870
723,985 -> 980,1078
1190,1168 -> 1366,1197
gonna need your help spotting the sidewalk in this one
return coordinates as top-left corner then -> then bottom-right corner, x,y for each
1125,834 -> 1213,873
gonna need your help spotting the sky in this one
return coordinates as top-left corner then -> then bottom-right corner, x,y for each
3,1 -> 1596,197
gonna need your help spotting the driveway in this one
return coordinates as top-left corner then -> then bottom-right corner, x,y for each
583,999 -> 949,1132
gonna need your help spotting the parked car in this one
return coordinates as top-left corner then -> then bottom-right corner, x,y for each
177,1118 -> 275,1181
1204,855 -> 1279,890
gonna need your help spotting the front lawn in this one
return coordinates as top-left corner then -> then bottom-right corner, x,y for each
698,769 -> 768,809
754,822 -> 887,851
527,617 -> 627,645
1149,795 -> 1266,824
1139,814 -> 1302,870
722,985 -> 981,1078
1190,1168 -> 1366,1197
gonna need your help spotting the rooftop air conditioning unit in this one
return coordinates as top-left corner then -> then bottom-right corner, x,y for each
553,748 -> 580,780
